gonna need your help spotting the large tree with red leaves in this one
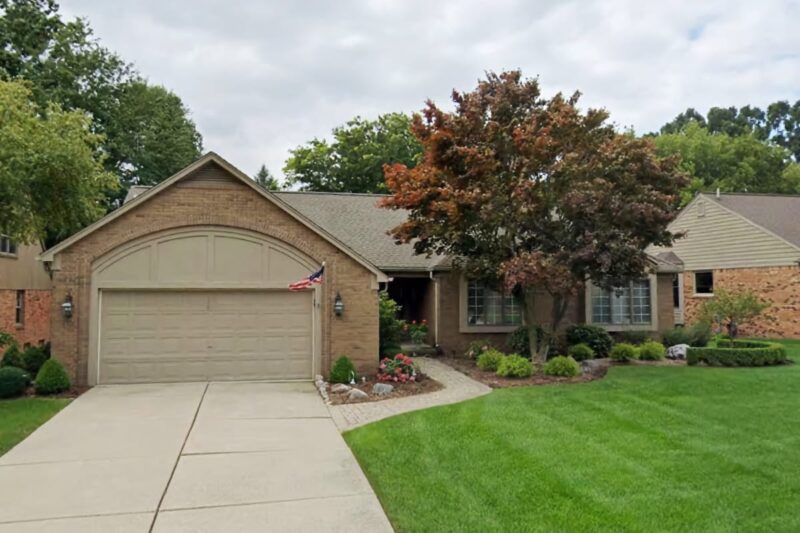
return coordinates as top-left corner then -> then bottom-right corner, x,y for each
381,71 -> 687,364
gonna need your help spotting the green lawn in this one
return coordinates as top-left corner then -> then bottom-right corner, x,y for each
346,340 -> 800,532
0,397 -> 70,456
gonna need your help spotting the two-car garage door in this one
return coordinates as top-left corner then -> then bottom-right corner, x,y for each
99,290 -> 313,384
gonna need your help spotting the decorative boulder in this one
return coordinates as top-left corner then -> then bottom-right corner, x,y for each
372,383 -> 394,396
666,344 -> 689,360
346,388 -> 369,401
331,383 -> 351,394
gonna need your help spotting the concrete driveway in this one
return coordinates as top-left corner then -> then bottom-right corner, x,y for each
0,382 -> 392,532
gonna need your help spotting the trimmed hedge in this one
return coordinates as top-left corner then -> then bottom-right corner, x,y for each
22,345 -> 50,375
34,359 -> 70,395
687,340 -> 788,367
0,366 -> 30,398
1,344 -> 23,369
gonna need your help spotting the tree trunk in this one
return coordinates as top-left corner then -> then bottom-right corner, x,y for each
522,289 -> 544,366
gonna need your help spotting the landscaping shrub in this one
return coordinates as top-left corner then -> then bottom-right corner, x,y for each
405,320 -> 429,345
466,339 -> 493,359
329,356 -> 358,384
610,342 -> 639,362
567,343 -> 594,362
565,325 -> 613,357
496,354 -> 533,378
662,326 -> 691,346
22,345 -> 50,375
543,356 -> 581,377
638,341 -> 666,361
476,349 -> 505,371
34,359 -> 70,395
507,325 -> 547,357
617,331 -> 650,345
0,366 -> 30,398
687,340 -> 788,367
662,322 -> 711,347
378,353 -> 419,383
1,343 -> 23,369
379,291 -> 404,357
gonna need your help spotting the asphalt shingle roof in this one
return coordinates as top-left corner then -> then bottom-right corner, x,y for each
274,191 -> 444,271
703,192 -> 800,249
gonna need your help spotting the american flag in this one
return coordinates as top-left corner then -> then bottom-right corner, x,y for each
288,266 -> 324,291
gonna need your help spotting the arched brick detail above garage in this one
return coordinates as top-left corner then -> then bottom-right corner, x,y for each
43,153 -> 381,386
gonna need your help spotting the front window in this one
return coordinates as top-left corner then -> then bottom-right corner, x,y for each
467,281 -> 521,326
591,280 -> 651,325
15,290 -> 24,326
0,236 -> 17,256
694,271 -> 713,294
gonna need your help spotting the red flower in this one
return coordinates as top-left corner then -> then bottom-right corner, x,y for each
412,320 -> 417,325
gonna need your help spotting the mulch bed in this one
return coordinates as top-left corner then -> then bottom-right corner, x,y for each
440,356 -> 688,389
21,385 -> 88,399
327,374 -> 444,405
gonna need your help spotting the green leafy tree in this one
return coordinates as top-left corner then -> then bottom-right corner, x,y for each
0,80 -> 116,244
254,164 -> 281,191
700,288 -> 769,338
0,0 -> 202,209
103,81 -> 202,206
660,101 -> 800,160
653,122 -> 797,204
382,71 -> 687,364
284,113 -> 422,193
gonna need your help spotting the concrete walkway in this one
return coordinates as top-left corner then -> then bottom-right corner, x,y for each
329,358 -> 492,431
0,382 -> 392,533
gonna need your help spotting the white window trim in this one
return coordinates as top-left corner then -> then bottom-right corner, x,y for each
459,276 -> 520,333
584,274 -> 659,332
692,270 -> 715,298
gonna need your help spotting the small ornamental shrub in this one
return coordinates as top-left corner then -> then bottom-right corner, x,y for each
610,342 -> 639,362
329,356 -> 358,384
617,330 -> 650,345
565,325 -> 613,357
378,353 -> 419,383
662,327 -> 692,346
466,339 -> 493,359
638,341 -> 666,361
34,359 -> 70,395
1,343 -> 23,369
379,291 -> 404,357
567,343 -> 594,362
22,345 -> 50,375
496,354 -> 533,378
476,349 -> 505,371
687,340 -> 787,367
687,321 -> 712,347
405,320 -> 429,344
543,356 -> 581,377
0,366 -> 30,398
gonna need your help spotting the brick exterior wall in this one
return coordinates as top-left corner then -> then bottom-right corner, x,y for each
682,266 -> 800,338
0,289 -> 51,347
433,271 -> 674,357
49,165 -> 379,386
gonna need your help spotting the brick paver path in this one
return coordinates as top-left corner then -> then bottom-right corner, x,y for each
328,358 -> 492,431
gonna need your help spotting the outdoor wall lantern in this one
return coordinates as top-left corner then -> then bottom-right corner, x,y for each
334,292 -> 344,317
61,294 -> 73,319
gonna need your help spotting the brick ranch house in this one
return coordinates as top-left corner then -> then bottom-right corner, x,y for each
650,192 -> 800,338
39,152 -> 680,387
0,236 -> 50,347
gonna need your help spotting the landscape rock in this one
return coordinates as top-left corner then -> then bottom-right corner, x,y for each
331,383 -> 352,394
372,383 -> 394,396
666,344 -> 689,360
346,388 -> 369,401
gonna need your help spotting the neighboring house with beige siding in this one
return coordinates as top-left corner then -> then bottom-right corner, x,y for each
0,237 -> 51,347
649,192 -> 800,338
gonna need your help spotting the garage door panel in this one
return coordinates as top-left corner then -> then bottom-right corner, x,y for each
99,290 -> 313,384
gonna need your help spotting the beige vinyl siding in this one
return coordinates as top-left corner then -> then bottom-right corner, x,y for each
650,195 -> 800,271
0,242 -> 51,290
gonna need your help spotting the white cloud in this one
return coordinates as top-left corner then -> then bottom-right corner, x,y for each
60,0 -> 800,179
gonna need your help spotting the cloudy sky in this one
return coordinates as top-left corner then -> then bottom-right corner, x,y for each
61,0 -> 800,180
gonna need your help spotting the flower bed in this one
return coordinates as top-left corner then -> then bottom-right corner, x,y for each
440,357 -> 610,388
327,373 -> 443,405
